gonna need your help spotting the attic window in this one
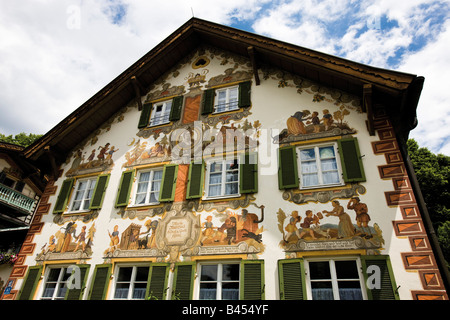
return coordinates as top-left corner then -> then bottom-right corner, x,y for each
192,56 -> 210,69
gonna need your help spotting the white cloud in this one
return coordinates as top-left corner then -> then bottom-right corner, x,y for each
398,18 -> 450,155
0,0 -> 448,156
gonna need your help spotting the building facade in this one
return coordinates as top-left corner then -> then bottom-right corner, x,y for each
2,18 -> 448,301
0,141 -> 45,296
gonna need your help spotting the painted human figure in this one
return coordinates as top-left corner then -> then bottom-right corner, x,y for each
200,215 -> 216,245
73,226 -> 87,252
323,200 -> 355,238
284,210 -> 301,242
347,197 -> 372,238
298,210 -> 317,240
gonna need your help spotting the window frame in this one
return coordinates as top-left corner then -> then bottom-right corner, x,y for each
195,261 -> 241,300
130,167 -> 164,207
39,266 -> 70,300
149,99 -> 172,127
297,142 -> 345,190
111,264 -> 150,300
213,85 -> 239,114
204,158 -> 240,200
68,176 -> 97,213
304,257 -> 367,300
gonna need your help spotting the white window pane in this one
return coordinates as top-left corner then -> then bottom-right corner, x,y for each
319,146 -> 335,159
322,171 -> 339,184
225,182 -> 238,195
300,148 -> 315,161
301,161 -> 318,174
321,159 -> 337,171
153,170 -> 163,180
149,192 -> 159,203
135,193 -> 146,204
209,185 -> 221,197
209,172 -> 222,185
114,285 -> 130,299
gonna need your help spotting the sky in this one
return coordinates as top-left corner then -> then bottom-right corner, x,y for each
0,0 -> 449,155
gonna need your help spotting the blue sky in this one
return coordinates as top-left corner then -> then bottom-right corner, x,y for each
0,0 -> 449,155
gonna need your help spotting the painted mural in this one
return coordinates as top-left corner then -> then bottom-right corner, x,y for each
103,205 -> 265,263
66,142 -> 116,177
278,197 -> 384,254
273,106 -> 356,144
36,221 -> 97,261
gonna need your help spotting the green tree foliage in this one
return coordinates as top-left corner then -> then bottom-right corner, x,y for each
407,139 -> 450,265
0,132 -> 43,147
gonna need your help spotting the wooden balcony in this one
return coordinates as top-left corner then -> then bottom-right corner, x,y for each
0,183 -> 38,216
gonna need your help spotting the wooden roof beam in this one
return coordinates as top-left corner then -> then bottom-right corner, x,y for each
247,46 -> 260,86
363,84 -> 375,136
131,76 -> 144,111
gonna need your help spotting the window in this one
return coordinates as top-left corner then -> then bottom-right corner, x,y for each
205,159 -> 239,198
149,100 -> 172,126
198,263 -> 240,300
214,86 -> 239,113
306,258 -> 365,300
69,177 -> 97,212
298,143 -> 343,189
278,137 -> 366,190
133,169 -> 163,206
113,266 -> 149,300
41,267 -> 71,300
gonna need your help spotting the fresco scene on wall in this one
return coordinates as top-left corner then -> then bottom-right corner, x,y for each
278,197 -> 384,253
66,142 -> 117,177
274,107 -> 357,144
122,137 -> 171,168
36,222 -> 97,261
104,205 -> 265,262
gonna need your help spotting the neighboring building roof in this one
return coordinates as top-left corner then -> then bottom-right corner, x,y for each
22,17 -> 424,177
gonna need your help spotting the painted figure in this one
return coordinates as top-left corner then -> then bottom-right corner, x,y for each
323,200 -> 355,238
106,225 -> 120,253
73,226 -> 87,252
347,197 -> 372,238
298,210 -> 317,240
287,111 -> 308,135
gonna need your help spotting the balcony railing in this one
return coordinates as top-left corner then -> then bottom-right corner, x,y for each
0,183 -> 38,215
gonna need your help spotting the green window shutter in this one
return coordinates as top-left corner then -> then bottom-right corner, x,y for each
240,260 -> 265,300
278,146 -> 299,190
239,152 -> 258,194
201,88 -> 215,115
115,170 -> 134,208
172,262 -> 195,300
89,174 -> 110,210
238,81 -> 252,108
65,264 -> 90,300
87,264 -> 112,300
186,161 -> 205,199
138,102 -> 153,128
278,259 -> 306,300
169,96 -> 183,121
361,255 -> 399,300
159,164 -> 178,202
53,178 -> 74,214
146,263 -> 170,300
17,266 -> 43,300
337,137 -> 366,183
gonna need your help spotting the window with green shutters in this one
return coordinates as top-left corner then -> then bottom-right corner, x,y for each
172,262 -> 195,300
278,138 -> 365,190
53,178 -> 74,214
88,264 -> 112,300
65,264 -> 90,300
159,164 -> 178,202
17,265 -> 43,300
146,263 -> 170,300
360,255 -> 399,300
186,160 -> 205,199
337,137 -> 366,183
201,81 -> 252,115
115,170 -> 134,207
138,96 -> 184,129
278,146 -> 299,190
278,259 -> 306,300
278,256 -> 398,300
240,260 -> 265,300
53,174 -> 110,214
89,174 -> 110,210
239,152 -> 258,194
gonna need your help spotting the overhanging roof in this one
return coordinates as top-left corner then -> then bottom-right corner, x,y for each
22,17 -> 424,177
